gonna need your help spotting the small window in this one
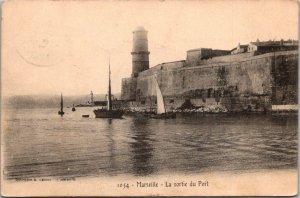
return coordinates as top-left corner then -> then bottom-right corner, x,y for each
169,99 -> 174,104
141,100 -> 145,105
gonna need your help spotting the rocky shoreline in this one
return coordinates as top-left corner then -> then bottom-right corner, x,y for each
122,106 -> 297,115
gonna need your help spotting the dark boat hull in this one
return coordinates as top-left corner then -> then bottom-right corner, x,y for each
149,112 -> 176,119
58,111 -> 64,116
94,109 -> 124,118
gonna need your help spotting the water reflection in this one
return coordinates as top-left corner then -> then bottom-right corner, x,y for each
129,118 -> 156,176
104,119 -> 117,176
3,107 -> 298,179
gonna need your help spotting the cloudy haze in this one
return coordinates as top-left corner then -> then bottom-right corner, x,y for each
2,0 -> 298,96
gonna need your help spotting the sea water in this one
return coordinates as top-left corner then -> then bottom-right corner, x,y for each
3,107 -> 297,180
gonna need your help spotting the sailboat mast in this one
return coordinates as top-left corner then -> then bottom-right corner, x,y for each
61,93 -> 63,112
108,58 -> 112,111
149,96 -> 152,112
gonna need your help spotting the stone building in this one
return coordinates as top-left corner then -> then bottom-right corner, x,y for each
230,43 -> 248,54
186,48 -> 230,66
248,40 -> 298,53
121,27 -> 298,112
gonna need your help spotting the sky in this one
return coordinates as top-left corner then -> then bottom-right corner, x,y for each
2,0 -> 298,96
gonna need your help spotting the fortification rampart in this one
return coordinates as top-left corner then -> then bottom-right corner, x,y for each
198,52 -> 255,65
122,50 -> 298,112
121,77 -> 137,101
138,60 -> 185,77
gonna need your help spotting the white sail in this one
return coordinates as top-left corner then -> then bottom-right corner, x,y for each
107,94 -> 110,110
154,78 -> 166,114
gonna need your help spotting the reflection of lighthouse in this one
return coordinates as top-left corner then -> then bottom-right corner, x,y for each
90,91 -> 94,106
129,118 -> 155,176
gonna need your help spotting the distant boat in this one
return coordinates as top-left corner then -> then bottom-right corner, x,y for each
149,77 -> 176,119
94,59 -> 124,118
58,93 -> 65,116
72,104 -> 76,111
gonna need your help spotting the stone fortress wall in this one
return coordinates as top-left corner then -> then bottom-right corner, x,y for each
121,27 -> 298,112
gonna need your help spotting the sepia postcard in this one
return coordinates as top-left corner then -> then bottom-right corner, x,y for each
1,0 -> 298,196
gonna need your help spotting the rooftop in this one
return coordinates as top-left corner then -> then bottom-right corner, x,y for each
134,26 -> 146,32
187,48 -> 211,52
250,40 -> 298,46
231,44 -> 248,51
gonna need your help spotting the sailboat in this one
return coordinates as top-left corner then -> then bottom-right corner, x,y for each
58,93 -> 65,116
72,104 -> 76,111
149,77 -> 176,119
93,60 -> 124,119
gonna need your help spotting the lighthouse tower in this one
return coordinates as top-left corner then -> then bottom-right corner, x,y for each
131,26 -> 150,77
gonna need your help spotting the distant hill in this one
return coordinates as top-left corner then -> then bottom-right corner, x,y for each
3,93 -> 121,109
